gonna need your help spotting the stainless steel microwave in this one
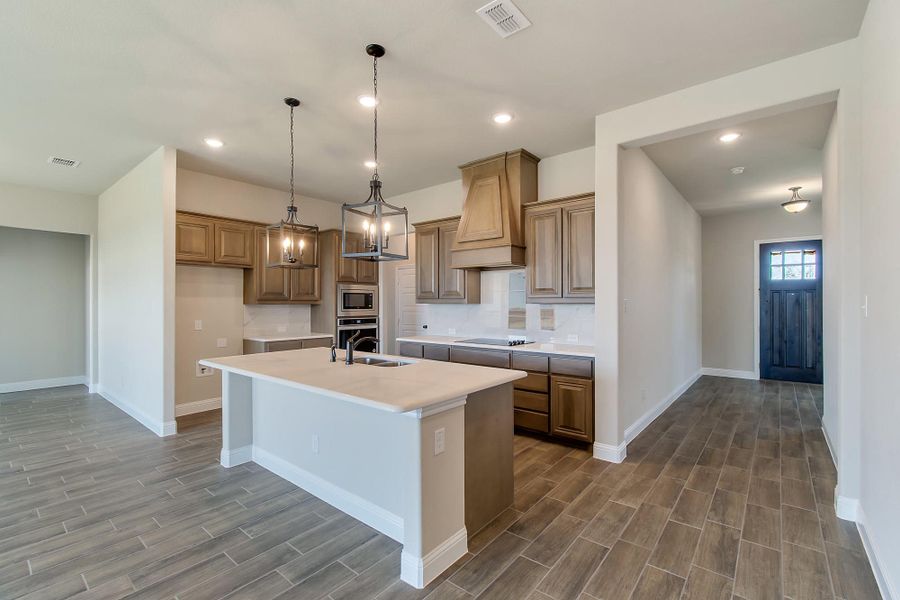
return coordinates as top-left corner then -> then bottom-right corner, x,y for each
337,284 -> 378,317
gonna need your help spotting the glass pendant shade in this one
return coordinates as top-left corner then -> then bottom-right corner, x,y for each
341,179 -> 409,261
782,186 -> 810,214
266,206 -> 319,268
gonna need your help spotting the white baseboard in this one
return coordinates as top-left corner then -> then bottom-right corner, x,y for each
401,527 -> 468,589
593,441 -> 627,463
857,505 -> 897,600
251,445 -> 404,542
624,370 -> 702,445
0,375 -> 87,394
700,367 -> 758,380
176,397 -> 222,417
835,495 -> 860,522
95,384 -> 177,437
220,445 -> 253,468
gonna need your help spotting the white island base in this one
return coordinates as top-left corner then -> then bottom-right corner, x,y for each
203,348 -> 524,589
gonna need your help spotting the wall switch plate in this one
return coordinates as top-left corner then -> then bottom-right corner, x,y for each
312,434 -> 319,455
196,362 -> 214,377
566,334 -> 579,343
434,428 -> 445,456
277,324 -> 288,333
194,320 -> 203,331
216,338 -> 227,348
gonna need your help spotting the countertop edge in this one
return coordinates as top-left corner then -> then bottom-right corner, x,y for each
243,333 -> 334,342
395,336 -> 595,358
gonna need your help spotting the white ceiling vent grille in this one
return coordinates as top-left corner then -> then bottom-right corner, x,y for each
47,156 -> 80,168
476,0 -> 532,38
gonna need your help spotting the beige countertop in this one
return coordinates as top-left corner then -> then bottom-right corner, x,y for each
201,347 -> 525,414
396,335 -> 595,358
243,333 -> 333,342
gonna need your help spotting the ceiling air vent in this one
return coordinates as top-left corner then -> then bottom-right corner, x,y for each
47,156 -> 81,168
476,0 -> 532,38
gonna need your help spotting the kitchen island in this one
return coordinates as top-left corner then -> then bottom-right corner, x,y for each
200,347 -> 525,588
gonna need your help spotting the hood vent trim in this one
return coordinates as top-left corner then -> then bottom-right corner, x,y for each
476,0 -> 532,38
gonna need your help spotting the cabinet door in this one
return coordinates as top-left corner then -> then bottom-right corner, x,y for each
175,214 -> 214,263
525,207 -> 562,299
300,337 -> 332,349
397,342 -> 424,358
563,203 -> 595,299
253,229 -> 291,302
415,227 -> 439,300
438,222 -> 467,299
213,221 -> 253,266
550,375 -> 593,442
357,254 -> 378,284
336,232 -> 359,283
290,231 -> 320,303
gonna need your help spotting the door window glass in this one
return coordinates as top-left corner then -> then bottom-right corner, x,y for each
770,248 -> 817,280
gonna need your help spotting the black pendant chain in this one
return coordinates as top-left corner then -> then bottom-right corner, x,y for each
372,54 -> 378,180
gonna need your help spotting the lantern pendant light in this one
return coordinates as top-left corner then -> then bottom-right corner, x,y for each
781,186 -> 810,214
266,97 -> 319,269
341,44 -> 409,262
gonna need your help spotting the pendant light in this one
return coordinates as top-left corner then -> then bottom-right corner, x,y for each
266,97 -> 319,269
341,44 -> 409,262
782,186 -> 810,214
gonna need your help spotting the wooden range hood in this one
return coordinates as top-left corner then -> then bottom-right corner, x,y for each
450,149 -> 539,269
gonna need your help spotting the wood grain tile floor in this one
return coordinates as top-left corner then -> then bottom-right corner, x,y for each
0,377 -> 881,599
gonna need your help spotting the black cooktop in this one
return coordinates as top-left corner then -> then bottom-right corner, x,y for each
459,338 -> 534,346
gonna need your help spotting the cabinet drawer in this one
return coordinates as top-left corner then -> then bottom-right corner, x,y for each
265,340 -> 302,352
450,347 -> 510,368
397,342 -> 424,358
512,353 -> 549,372
514,409 -> 549,433
300,337 -> 332,349
550,356 -> 593,378
514,390 -> 549,413
423,344 -> 450,361
514,372 -> 549,393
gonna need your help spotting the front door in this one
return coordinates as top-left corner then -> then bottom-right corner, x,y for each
760,240 -> 823,383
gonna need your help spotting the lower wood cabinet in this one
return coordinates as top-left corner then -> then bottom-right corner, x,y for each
243,336 -> 333,354
550,375 -> 594,442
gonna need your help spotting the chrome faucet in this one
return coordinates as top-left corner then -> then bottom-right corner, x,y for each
345,332 -> 380,365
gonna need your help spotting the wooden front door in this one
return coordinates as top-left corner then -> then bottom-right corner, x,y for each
760,240 -> 823,383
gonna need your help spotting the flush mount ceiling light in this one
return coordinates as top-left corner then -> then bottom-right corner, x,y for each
341,43 -> 409,263
364,160 -> 378,169
357,94 -> 379,108
730,166 -> 745,175
782,186 -> 810,213
265,98 -> 319,269
203,138 -> 224,148
492,112 -> 513,124
718,132 -> 742,143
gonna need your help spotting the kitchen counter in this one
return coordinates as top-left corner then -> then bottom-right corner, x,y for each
242,332 -> 333,343
201,347 -> 525,414
396,334 -> 594,358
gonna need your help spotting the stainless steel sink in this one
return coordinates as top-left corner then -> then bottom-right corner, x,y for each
356,357 -> 411,367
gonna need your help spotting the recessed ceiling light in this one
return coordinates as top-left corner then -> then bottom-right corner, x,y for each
718,132 -> 741,143
364,160 -> 378,169
730,166 -> 745,175
493,113 -> 513,124
357,95 -> 379,108
204,138 -> 224,148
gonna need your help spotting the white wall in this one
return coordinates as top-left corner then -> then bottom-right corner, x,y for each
98,147 -> 176,435
0,227 -> 88,390
702,205 -> 822,374
619,147 -> 702,433
857,0 -> 900,594
0,182 -> 98,388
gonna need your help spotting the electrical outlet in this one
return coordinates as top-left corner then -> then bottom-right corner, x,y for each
194,320 -> 203,331
312,434 -> 319,455
566,334 -> 579,343
216,338 -> 227,348
434,428 -> 445,456
196,362 -> 214,377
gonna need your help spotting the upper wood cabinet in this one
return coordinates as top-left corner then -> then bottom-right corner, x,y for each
321,230 -> 378,285
176,211 -> 253,267
414,217 -> 480,304
244,228 -> 321,304
451,149 -> 539,269
175,213 -> 215,263
524,193 -> 595,303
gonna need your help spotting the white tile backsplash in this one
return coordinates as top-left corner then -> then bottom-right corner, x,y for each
419,270 -> 594,344
243,304 -> 313,338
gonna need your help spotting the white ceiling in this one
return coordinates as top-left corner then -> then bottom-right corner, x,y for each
642,102 -> 836,215
0,1 -> 867,202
